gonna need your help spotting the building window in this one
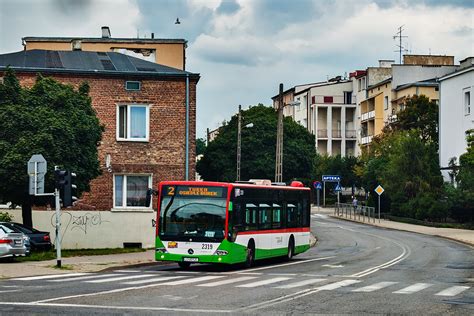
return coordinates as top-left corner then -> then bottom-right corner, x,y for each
125,81 -> 141,91
117,104 -> 149,141
114,174 -> 151,208
384,96 -> 389,110
344,91 -> 352,104
465,90 -> 471,115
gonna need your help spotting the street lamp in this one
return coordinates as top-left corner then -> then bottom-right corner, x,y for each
237,104 -> 254,181
275,83 -> 300,183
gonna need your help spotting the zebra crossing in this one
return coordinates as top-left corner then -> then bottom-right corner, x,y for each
7,271 -> 472,298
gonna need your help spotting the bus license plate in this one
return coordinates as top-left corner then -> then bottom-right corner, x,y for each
183,257 -> 199,262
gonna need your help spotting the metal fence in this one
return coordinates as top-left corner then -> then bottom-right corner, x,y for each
335,202 -> 379,223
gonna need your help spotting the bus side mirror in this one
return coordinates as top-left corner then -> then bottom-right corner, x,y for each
146,189 -> 153,207
146,188 -> 158,207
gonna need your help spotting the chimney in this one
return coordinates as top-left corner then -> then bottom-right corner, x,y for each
101,26 -> 111,38
151,32 -> 154,39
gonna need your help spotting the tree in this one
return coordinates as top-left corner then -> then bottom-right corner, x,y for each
197,104 -> 315,182
196,138 -> 207,156
0,69 -> 103,227
384,95 -> 439,148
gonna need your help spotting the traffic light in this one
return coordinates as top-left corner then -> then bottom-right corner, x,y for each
54,169 -> 77,207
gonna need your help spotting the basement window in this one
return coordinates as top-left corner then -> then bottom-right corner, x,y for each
125,81 -> 141,91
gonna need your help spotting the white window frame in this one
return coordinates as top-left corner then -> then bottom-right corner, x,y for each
112,174 -> 153,211
464,89 -> 471,116
116,104 -> 150,142
384,96 -> 389,110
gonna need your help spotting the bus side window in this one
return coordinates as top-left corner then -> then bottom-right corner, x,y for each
297,201 -> 303,227
287,203 -> 297,228
302,196 -> 310,227
259,203 -> 272,230
272,204 -> 281,229
245,203 -> 258,231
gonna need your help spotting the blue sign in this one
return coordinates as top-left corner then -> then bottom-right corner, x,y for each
334,184 -> 342,192
322,175 -> 341,182
316,182 -> 322,190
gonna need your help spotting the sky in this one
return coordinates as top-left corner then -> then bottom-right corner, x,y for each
1,0 -> 473,138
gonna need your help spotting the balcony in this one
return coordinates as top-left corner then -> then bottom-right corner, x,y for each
317,129 -> 328,138
345,130 -> 356,138
332,130 -> 342,138
361,110 -> 375,122
361,136 -> 373,145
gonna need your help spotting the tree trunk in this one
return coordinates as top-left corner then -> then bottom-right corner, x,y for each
22,193 -> 33,228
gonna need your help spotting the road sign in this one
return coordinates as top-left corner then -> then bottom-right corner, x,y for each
28,154 -> 47,195
313,181 -> 322,190
375,185 -> 384,195
335,184 -> 342,192
322,175 -> 341,182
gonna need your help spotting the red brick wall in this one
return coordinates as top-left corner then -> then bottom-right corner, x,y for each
9,72 -> 197,210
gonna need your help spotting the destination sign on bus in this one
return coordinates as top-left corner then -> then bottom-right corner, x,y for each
163,186 -> 226,198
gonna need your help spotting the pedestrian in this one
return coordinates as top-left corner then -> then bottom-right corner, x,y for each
352,196 -> 358,213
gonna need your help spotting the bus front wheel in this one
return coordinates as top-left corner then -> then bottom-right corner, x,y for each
178,261 -> 191,269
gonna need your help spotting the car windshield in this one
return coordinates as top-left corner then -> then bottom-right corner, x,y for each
0,224 -> 15,234
159,185 -> 227,241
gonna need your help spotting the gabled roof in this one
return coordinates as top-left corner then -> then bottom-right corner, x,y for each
0,50 -> 199,80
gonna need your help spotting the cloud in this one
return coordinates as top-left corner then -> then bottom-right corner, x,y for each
216,0 -> 241,15
0,0 -> 141,53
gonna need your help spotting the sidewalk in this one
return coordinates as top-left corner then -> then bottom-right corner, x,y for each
312,206 -> 474,247
0,250 -> 157,279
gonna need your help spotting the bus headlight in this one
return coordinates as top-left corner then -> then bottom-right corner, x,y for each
156,247 -> 167,253
214,250 -> 228,256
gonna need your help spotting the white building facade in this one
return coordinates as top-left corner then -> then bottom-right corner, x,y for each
439,57 -> 474,182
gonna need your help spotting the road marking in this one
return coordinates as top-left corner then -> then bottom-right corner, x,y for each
236,277 -> 292,288
393,283 -> 432,294
240,279 -> 360,312
317,279 -> 361,291
85,274 -> 155,283
0,302 -> 231,313
12,273 -> 90,281
231,256 -> 335,273
435,286 -> 470,297
352,281 -> 398,292
159,275 -> 224,286
113,270 -> 141,273
122,276 -> 186,285
267,273 -> 298,276
0,290 -> 20,293
49,274 -> 119,282
197,276 -> 258,287
322,264 -> 344,268
275,278 -> 326,289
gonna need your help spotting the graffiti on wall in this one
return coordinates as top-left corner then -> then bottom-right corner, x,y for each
50,211 -> 109,237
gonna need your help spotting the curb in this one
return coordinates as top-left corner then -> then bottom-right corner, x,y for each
329,214 -> 474,248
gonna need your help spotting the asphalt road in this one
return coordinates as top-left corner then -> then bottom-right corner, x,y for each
1,213 -> 473,315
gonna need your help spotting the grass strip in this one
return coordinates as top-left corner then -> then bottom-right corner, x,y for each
14,247 -> 146,262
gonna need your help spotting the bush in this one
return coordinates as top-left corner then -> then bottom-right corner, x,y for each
0,211 -> 13,222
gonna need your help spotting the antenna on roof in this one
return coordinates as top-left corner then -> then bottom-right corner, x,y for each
393,25 -> 408,64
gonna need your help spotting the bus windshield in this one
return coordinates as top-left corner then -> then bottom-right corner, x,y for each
158,185 -> 227,242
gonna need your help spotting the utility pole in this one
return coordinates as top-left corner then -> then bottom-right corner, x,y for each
393,25 -> 408,64
236,105 -> 242,181
275,83 -> 284,182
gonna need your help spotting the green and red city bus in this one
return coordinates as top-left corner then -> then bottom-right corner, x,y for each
151,180 -> 311,268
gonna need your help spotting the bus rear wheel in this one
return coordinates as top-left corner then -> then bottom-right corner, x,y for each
245,242 -> 255,268
178,261 -> 191,269
287,238 -> 295,261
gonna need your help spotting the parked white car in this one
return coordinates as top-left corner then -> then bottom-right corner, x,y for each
0,224 -> 27,258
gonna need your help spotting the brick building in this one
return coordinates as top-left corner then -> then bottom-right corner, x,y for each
0,49 -> 199,248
